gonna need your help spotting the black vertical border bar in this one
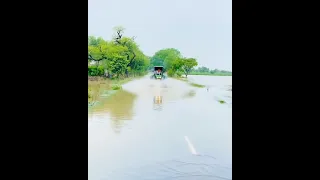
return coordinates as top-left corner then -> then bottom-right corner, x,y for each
232,0 -> 274,179
8,0 -> 91,179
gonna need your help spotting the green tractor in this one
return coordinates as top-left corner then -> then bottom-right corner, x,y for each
151,66 -> 166,80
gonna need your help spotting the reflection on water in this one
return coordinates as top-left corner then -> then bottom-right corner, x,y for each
88,80 -> 111,105
89,90 -> 137,133
153,96 -> 163,111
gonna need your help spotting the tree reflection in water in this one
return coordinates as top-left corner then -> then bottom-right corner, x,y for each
90,90 -> 137,133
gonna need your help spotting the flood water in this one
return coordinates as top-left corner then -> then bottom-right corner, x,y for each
88,75 -> 232,180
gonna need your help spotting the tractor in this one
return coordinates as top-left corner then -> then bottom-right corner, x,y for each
151,66 -> 166,80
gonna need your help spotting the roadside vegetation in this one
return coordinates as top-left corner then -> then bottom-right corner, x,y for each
88,26 -> 150,79
88,26 -> 150,105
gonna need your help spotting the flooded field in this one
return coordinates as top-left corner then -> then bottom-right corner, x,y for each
88,75 -> 232,180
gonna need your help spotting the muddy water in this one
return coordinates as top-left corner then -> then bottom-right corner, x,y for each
88,75 -> 232,180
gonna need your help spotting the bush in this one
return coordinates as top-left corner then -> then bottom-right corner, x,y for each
176,71 -> 182,77
88,66 -> 104,76
167,69 -> 175,77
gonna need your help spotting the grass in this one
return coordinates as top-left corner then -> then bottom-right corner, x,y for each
218,100 -> 226,104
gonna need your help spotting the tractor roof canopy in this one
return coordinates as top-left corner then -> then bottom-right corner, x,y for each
154,66 -> 163,70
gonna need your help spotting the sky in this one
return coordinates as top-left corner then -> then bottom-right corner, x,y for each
88,0 -> 232,71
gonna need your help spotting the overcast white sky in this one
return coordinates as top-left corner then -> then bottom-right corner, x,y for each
88,0 -> 232,71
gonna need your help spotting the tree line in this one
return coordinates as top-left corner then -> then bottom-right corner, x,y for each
149,48 -> 198,77
191,66 -> 232,76
88,26 -> 230,79
88,26 -> 150,78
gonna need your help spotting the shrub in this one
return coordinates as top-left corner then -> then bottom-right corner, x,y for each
167,69 -> 175,77
176,71 -> 182,77
88,66 -> 104,76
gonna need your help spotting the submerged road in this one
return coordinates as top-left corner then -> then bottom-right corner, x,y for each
88,75 -> 232,180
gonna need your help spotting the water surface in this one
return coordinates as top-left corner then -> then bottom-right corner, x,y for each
88,75 -> 232,180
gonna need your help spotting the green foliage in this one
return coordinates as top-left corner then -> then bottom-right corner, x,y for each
150,48 -> 185,77
150,48 -> 181,67
149,48 -> 201,78
88,36 -> 105,46
89,27 -> 234,79
108,54 -> 129,77
88,66 -> 104,76
88,26 -> 150,78
167,69 -> 175,77
111,84 -> 122,90
88,37 -> 109,65
181,58 -> 198,77
176,71 -> 183,77
191,66 -> 232,76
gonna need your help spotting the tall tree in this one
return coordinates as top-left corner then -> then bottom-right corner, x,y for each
88,38 -> 108,66
112,26 -> 139,77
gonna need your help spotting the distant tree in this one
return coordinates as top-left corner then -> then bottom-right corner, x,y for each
150,48 -> 183,76
198,66 -> 210,73
181,58 -> 198,77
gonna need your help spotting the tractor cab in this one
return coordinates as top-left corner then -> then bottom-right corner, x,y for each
153,66 -> 164,79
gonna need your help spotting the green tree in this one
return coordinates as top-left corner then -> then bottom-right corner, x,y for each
181,58 -> 198,77
197,66 -> 210,73
88,39 -> 109,66
88,26 -> 151,78
88,36 -> 104,46
150,48 -> 182,76
112,27 -> 141,77
108,54 -> 129,78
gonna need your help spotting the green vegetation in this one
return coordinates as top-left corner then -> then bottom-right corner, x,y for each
89,26 -> 231,80
190,67 -> 232,76
111,84 -> 122,90
149,49 -> 231,77
88,26 -> 150,79
150,48 -> 198,78
88,66 -> 105,76
88,26 -> 151,105
88,26 -> 230,105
